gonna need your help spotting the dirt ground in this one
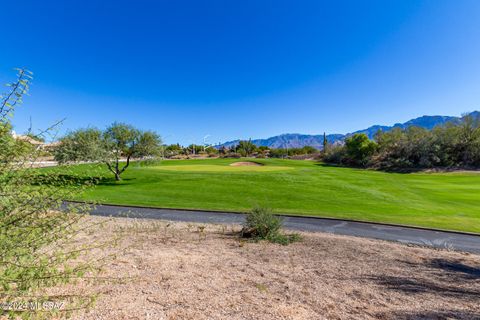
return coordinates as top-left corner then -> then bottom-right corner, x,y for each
62,216 -> 480,320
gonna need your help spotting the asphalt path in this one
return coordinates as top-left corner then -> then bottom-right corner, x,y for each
77,203 -> 480,254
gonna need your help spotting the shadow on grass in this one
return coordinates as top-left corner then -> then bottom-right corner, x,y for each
31,173 -> 136,187
314,162 -> 342,168
97,177 -> 136,186
315,162 -> 480,174
314,162 -> 376,171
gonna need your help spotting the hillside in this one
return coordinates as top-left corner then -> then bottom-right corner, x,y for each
219,133 -> 343,149
219,111 -> 477,149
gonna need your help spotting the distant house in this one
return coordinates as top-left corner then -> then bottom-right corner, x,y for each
11,131 -> 59,150
13,133 -> 44,146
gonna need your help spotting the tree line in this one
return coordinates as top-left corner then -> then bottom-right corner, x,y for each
164,139 -> 319,158
54,113 -> 480,177
323,113 -> 480,170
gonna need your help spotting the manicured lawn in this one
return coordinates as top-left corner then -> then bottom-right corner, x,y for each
50,158 -> 480,233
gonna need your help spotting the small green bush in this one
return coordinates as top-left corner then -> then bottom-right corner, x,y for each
135,158 -> 162,167
221,153 -> 241,158
241,207 -> 300,245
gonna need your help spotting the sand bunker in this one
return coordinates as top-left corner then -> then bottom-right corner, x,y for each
229,161 -> 264,167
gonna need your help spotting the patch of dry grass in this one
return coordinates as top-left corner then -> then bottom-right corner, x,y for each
64,217 -> 480,320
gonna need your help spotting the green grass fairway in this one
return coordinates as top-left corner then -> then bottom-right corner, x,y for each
151,164 -> 293,172
53,158 -> 480,233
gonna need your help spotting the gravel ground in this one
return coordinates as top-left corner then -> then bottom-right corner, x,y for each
62,217 -> 480,320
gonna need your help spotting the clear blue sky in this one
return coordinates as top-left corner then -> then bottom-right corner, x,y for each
1,0 -> 480,145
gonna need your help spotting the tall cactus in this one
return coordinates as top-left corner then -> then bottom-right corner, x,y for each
323,132 -> 328,152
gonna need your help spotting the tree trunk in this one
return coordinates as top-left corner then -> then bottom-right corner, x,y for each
106,162 -> 122,181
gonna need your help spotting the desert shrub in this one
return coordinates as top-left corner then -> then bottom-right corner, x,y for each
205,146 -> 218,156
322,117 -> 480,170
322,144 -> 347,164
164,144 -> 182,157
170,154 -> 187,159
374,127 -> 439,169
373,117 -> 480,170
268,148 -> 289,158
185,144 -> 203,155
221,152 -> 241,158
135,158 -> 162,167
0,69 -> 107,319
237,140 -> 257,157
241,207 -> 300,245
289,153 -> 320,160
269,146 -> 318,158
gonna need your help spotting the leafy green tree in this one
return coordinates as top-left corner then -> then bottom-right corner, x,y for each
54,128 -> 104,164
55,123 -> 162,180
103,123 -> 161,180
345,133 -> 377,166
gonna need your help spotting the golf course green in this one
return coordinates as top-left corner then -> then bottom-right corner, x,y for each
56,158 -> 480,233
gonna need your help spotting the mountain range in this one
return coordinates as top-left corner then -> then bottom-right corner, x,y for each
218,111 -> 479,150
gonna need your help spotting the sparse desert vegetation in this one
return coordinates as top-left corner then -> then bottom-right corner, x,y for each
241,207 -> 301,245
61,216 -> 480,320
0,69 -> 109,320
323,114 -> 480,170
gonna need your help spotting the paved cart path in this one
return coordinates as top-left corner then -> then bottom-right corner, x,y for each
77,203 -> 480,254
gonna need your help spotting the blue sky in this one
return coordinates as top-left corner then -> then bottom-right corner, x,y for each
1,0 -> 480,145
